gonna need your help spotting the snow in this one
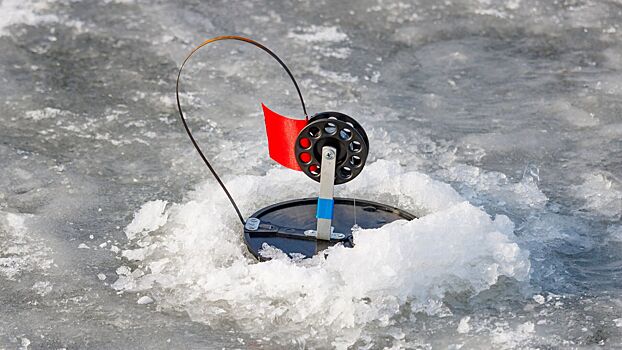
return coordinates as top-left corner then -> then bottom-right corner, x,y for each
137,296 -> 154,305
113,160 -> 530,347
1,0 -> 621,348
124,200 -> 169,240
457,316 -> 471,334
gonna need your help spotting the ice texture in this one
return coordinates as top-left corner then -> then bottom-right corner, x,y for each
573,173 -> 622,221
136,295 -> 154,305
287,25 -> 348,43
114,160 -> 530,347
0,0 -> 58,36
124,200 -> 169,240
457,316 -> 471,334
0,211 -> 52,280
1,0 -> 622,348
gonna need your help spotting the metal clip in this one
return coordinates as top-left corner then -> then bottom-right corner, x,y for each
304,227 -> 346,240
245,217 -> 261,231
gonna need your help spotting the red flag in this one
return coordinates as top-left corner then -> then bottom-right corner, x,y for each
262,103 -> 307,171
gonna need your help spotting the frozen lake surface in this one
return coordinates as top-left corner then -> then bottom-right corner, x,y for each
1,0 -> 621,348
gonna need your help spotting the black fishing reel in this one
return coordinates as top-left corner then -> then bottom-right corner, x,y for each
294,112 -> 369,184
242,110 -> 415,261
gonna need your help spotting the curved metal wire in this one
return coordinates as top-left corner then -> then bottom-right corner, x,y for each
176,35 -> 308,226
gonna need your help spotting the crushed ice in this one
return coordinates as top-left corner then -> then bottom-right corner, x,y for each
113,160 -> 530,347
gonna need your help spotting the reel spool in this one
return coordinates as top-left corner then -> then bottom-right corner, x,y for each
295,112 -> 369,185
176,35 -> 415,261
244,111 -> 413,260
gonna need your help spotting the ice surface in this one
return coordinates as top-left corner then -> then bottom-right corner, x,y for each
114,160 -> 530,347
0,0 -> 58,36
287,25 -> 348,43
0,211 -> 52,280
573,173 -> 622,221
1,0 -> 622,348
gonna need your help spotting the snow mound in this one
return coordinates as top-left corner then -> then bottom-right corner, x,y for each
113,160 -> 530,348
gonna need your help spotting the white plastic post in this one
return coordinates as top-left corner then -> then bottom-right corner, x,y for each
316,146 -> 336,240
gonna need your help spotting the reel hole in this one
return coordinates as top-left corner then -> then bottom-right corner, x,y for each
300,152 -> 312,163
324,122 -> 337,135
339,128 -> 352,141
308,126 -> 321,138
299,137 -> 311,149
339,166 -> 353,179
350,155 -> 362,167
309,164 -> 320,176
349,140 -> 362,152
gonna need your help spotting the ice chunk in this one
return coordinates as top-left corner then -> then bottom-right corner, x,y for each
122,247 -> 150,261
137,296 -> 154,304
116,266 -> 131,276
572,173 -> 622,220
457,316 -> 471,334
124,200 -> 169,240
20,337 -> 30,350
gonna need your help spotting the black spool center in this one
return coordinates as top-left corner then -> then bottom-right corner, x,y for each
295,112 -> 369,185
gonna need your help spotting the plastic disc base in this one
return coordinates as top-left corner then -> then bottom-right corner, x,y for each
243,198 -> 416,261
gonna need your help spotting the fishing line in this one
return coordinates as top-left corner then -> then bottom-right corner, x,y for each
175,35 -> 309,226
353,197 -> 357,229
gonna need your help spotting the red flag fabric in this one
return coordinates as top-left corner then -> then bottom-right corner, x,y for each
262,103 -> 307,171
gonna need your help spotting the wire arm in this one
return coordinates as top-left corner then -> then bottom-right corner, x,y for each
175,35 -> 308,226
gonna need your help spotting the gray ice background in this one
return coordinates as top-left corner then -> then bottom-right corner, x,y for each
0,0 -> 621,349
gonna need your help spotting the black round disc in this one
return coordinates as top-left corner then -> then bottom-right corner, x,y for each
243,198 -> 415,260
294,112 -> 369,184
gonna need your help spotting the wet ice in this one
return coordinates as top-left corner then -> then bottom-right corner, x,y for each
1,0 -> 622,348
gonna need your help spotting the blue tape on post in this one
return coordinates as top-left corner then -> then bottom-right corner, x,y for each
316,198 -> 334,220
